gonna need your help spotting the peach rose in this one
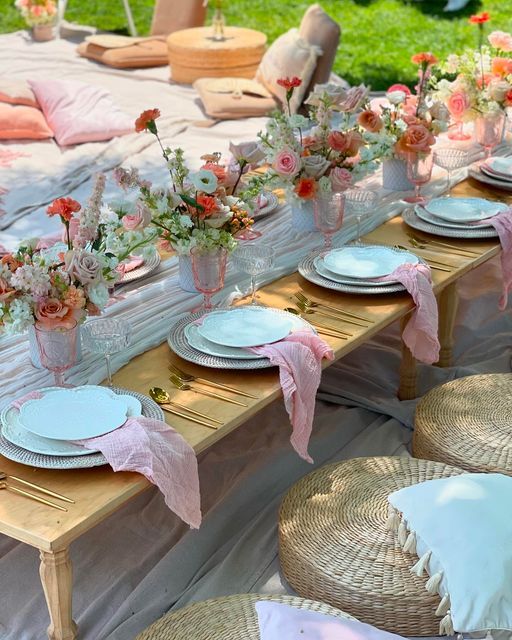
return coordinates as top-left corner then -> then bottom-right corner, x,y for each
358,110 -> 383,132
446,91 -> 471,119
396,124 -> 435,156
35,298 -> 75,329
488,31 -> 512,52
0,278 -> 15,303
330,167 -> 352,192
327,131 -> 349,153
344,131 -> 364,156
273,149 -> 301,177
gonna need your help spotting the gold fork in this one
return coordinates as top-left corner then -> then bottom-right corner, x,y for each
296,291 -> 373,323
168,364 -> 258,399
169,374 -> 248,407
294,293 -> 368,327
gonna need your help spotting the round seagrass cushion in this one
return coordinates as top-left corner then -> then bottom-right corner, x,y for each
135,593 -> 354,640
413,373 -> 512,474
278,456 -> 463,636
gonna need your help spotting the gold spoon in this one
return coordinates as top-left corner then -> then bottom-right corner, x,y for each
149,387 -> 222,428
284,308 -> 348,339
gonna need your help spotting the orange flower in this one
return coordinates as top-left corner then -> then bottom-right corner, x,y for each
135,108 -> 161,133
277,76 -> 302,90
62,285 -> 86,310
506,89 -> 512,106
196,194 -> 218,218
411,52 -> 438,66
1,254 -> 22,273
47,197 -> 81,222
201,161 -> 227,184
294,177 -> 317,200
358,110 -> 383,132
492,57 -> 512,77
395,124 -> 435,156
469,12 -> 490,24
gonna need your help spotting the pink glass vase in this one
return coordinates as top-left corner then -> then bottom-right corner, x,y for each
403,152 -> 434,205
190,246 -> 228,311
313,193 -> 345,250
447,119 -> 471,141
475,112 -> 506,159
34,321 -> 78,387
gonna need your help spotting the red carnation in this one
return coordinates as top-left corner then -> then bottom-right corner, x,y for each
469,12 -> 490,24
47,197 -> 81,222
277,76 -> 302,90
135,108 -> 161,133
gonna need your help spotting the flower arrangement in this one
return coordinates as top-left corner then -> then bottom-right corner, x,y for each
255,79 -> 377,202
432,13 -> 512,120
0,176 -> 158,336
362,53 -> 449,162
117,109 -> 253,256
14,0 -> 57,26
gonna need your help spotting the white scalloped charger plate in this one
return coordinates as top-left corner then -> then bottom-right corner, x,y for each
424,197 -> 506,223
19,387 -> 129,440
323,245 -> 419,279
197,307 -> 294,348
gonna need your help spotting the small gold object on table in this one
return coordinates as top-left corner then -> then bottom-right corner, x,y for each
166,26 -> 267,84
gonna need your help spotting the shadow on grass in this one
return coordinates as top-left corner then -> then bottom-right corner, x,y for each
350,0 -> 482,19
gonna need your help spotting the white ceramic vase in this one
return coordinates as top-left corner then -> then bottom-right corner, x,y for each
290,199 -> 316,232
178,255 -> 198,292
28,324 -> 83,369
382,157 -> 414,191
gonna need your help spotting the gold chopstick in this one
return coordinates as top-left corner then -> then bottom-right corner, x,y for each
4,484 -> 67,511
192,378 -> 259,400
298,294 -> 373,323
7,474 -> 74,504
159,405 -> 219,430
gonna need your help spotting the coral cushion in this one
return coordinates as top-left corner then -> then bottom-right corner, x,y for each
29,78 -> 133,146
0,79 -> 39,108
0,103 -> 53,140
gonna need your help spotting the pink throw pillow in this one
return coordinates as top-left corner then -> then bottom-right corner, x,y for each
255,602 -> 406,640
29,78 -> 133,146
0,103 -> 53,140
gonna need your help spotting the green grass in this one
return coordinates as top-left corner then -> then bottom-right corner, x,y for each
0,0 -> 511,89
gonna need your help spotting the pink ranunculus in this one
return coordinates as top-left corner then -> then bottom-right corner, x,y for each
330,167 -> 353,192
35,298 -> 75,329
121,202 -> 152,231
273,149 -> 301,177
488,30 -> 512,52
446,91 -> 471,119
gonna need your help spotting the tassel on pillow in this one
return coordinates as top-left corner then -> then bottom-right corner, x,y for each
435,594 -> 451,617
403,531 -> 417,554
425,571 -> 443,594
398,521 -> 408,546
410,550 -> 431,577
439,612 -> 454,636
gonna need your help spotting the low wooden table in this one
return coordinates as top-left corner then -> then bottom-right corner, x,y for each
167,26 -> 267,84
0,180 -> 507,640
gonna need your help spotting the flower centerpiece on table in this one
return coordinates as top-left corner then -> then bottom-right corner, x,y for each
115,109 -> 253,289
431,13 -> 511,141
0,175 -> 157,337
252,79 -> 377,228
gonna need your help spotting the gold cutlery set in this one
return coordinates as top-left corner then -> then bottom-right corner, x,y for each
0,471 -> 73,511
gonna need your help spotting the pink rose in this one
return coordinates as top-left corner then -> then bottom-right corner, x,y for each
488,31 -> 512,52
35,298 -> 75,329
121,202 -> 152,231
327,131 -> 349,153
273,149 -> 300,177
396,124 -> 435,156
446,91 -> 471,119
330,167 -> 353,192
65,250 -> 101,284
358,110 -> 383,132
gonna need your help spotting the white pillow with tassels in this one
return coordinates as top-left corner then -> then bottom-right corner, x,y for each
387,473 -> 512,636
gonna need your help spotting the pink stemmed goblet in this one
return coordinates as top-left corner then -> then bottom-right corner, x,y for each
313,192 -> 345,251
403,152 -> 434,205
190,246 -> 228,311
475,112 -> 506,159
34,320 -> 78,387
447,118 -> 471,141
344,188 -> 378,245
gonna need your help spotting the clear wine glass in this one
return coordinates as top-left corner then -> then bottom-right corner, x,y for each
312,192 -> 345,250
403,152 -> 434,205
232,243 -> 275,305
34,320 -> 78,387
434,148 -> 470,197
343,189 -> 378,245
190,246 -> 228,311
82,318 -> 132,387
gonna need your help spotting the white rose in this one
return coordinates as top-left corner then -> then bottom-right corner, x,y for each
229,141 -> 265,165
303,155 -> 332,179
386,90 -> 407,105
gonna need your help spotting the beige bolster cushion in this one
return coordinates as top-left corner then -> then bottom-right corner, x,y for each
194,77 -> 277,120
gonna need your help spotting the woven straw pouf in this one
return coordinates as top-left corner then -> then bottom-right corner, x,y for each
135,593 -> 354,640
413,373 -> 512,473
278,456 -> 463,636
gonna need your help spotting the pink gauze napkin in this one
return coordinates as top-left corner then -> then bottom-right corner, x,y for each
12,392 -> 201,528
248,330 -> 334,463
116,256 -> 144,275
379,263 -> 440,365
472,207 -> 512,310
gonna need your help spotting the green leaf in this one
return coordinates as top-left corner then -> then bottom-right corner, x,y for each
180,193 -> 205,211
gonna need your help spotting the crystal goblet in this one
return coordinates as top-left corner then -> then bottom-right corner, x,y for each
82,318 -> 132,387
190,246 -> 228,311
433,148 -> 470,197
232,243 -> 275,305
343,189 -> 378,244
34,320 -> 78,387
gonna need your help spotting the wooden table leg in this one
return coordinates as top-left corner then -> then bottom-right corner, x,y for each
437,282 -> 459,368
398,314 -> 417,400
39,548 -> 78,640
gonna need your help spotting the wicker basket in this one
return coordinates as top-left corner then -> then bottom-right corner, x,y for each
278,456 -> 463,636
413,373 -> 512,474
135,593 -> 354,640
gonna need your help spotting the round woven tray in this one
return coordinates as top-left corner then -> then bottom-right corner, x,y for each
135,593 -> 354,640
413,373 -> 512,473
278,456 -> 463,636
